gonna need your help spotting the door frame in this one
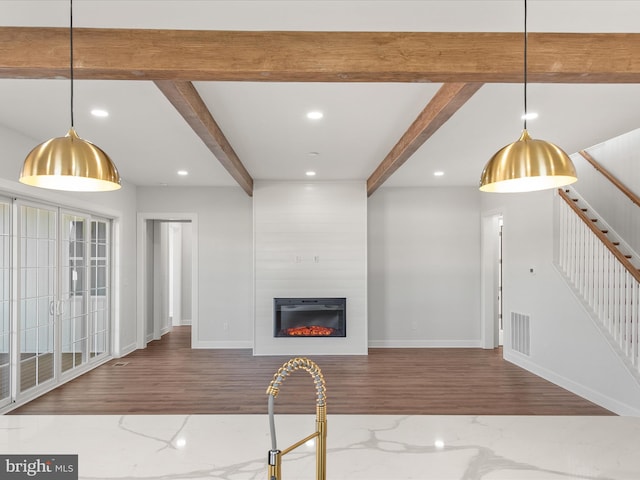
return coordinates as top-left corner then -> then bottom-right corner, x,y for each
480,209 -> 503,349
136,212 -> 198,349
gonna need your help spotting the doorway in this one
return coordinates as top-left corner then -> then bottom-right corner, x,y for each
481,211 -> 503,349
136,213 -> 198,349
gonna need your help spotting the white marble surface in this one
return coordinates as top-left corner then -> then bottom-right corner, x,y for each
1,414 -> 639,479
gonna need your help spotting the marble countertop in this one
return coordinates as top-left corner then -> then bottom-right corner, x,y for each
1,414 -> 639,479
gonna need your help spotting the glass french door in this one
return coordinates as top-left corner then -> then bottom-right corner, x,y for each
11,201 -> 112,405
18,203 -> 57,393
60,212 -> 90,374
59,213 -> 111,375
89,219 -> 110,360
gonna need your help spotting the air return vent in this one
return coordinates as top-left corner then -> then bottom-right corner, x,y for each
510,312 -> 531,356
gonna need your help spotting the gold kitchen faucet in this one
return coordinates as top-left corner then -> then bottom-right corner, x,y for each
266,357 -> 327,480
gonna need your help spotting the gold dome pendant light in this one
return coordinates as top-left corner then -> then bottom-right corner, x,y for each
479,0 -> 577,193
19,0 -> 121,192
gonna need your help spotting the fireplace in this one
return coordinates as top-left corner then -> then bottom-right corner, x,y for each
274,298 -> 346,337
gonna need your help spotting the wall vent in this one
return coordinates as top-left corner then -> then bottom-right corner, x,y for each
510,312 -> 530,356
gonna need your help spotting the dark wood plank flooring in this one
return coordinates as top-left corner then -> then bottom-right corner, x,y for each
10,326 -> 613,415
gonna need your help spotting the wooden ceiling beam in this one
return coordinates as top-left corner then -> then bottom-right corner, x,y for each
2,28 -> 640,83
367,83 -> 483,196
154,80 -> 253,196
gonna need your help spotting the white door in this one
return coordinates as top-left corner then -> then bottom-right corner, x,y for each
59,212 -> 113,377
14,201 -> 113,403
60,211 -> 91,375
89,218 -> 111,361
17,202 -> 58,396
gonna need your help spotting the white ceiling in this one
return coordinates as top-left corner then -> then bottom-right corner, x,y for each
2,0 -> 640,191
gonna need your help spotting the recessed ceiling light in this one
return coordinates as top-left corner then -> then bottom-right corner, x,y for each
521,112 -> 538,120
177,170 -> 188,176
91,108 -> 109,118
434,171 -> 445,177
308,151 -> 320,157
306,111 -> 323,120
306,171 -> 316,176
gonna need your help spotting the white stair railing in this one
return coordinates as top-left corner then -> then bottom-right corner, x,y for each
557,189 -> 640,376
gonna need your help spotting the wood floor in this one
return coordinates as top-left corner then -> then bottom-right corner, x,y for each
10,326 -> 613,415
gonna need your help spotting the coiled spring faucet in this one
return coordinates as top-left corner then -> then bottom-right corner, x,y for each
266,357 -> 327,480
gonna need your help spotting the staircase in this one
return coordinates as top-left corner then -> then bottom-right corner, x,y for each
555,151 -> 640,381
560,187 -> 640,270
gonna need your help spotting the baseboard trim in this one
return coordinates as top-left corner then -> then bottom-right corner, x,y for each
504,350 -> 640,416
368,339 -> 482,348
117,342 -> 137,358
192,340 -> 253,349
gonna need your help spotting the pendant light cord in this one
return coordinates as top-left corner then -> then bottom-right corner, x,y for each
523,0 -> 528,131
70,0 -> 74,128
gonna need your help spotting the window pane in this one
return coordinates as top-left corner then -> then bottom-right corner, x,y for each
0,364 -> 9,399
37,210 -> 50,238
37,352 -> 54,384
21,327 -> 36,357
38,325 -> 53,354
24,207 -> 36,237
20,356 -> 36,392
24,298 -> 38,328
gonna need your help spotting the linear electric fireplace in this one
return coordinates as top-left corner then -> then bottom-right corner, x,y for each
274,298 -> 346,337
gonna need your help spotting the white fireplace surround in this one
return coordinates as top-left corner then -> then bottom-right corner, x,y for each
253,181 -> 368,355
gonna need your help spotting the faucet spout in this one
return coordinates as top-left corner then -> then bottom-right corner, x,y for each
266,357 -> 327,406
266,357 -> 327,480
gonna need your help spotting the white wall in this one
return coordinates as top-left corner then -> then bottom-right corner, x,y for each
368,187 -> 482,347
137,186 -> 253,348
482,190 -> 640,415
253,181 -> 368,355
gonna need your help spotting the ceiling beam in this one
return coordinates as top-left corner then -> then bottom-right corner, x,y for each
367,83 -> 483,196
2,28 -> 640,83
154,80 -> 254,196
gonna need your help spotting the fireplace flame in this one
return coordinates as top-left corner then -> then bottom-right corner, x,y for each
285,326 -> 335,336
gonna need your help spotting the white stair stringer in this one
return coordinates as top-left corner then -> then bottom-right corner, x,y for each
554,262 -> 640,387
